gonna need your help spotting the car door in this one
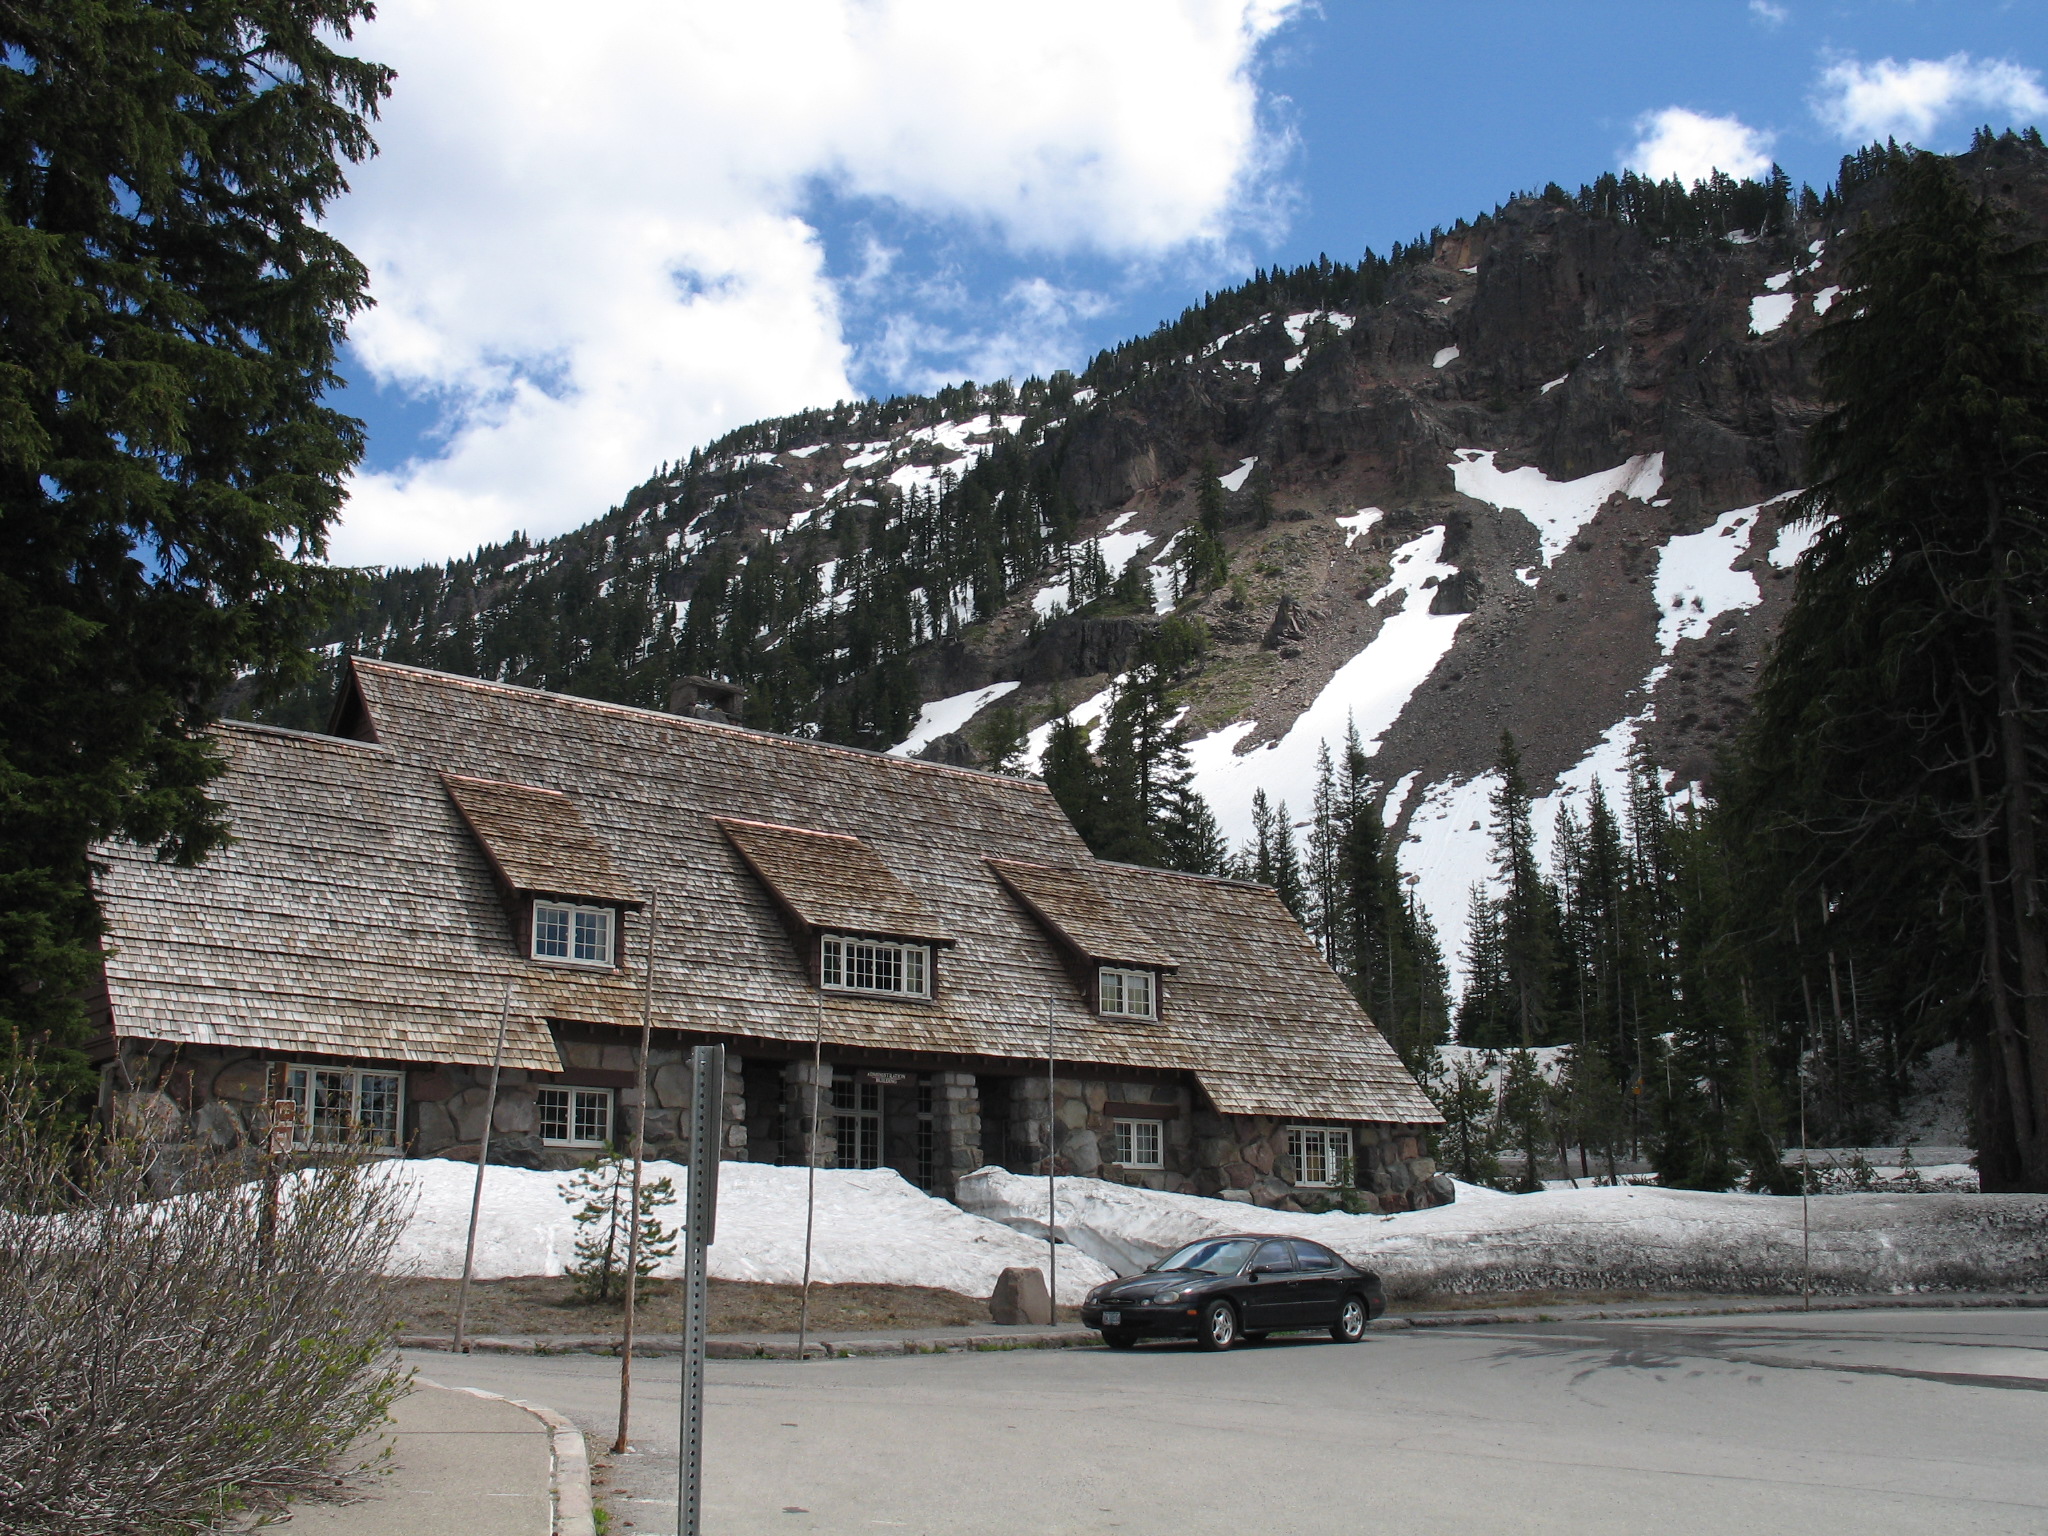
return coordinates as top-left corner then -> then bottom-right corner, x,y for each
1287,1240 -> 1343,1326
1241,1239 -> 1299,1328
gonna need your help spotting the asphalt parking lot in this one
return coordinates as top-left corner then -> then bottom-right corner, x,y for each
409,1307 -> 2048,1535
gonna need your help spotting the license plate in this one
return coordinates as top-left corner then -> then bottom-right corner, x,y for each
1103,1310 -> 1121,1326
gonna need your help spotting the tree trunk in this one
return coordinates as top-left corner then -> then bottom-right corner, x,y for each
1990,547 -> 2048,1190
1968,744 -> 2035,1176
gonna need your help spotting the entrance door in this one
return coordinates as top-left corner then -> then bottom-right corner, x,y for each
1241,1239 -> 1301,1329
832,1072 -> 882,1168
1287,1239 -> 1344,1326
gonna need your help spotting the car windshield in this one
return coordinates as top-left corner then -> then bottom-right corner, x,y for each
1149,1239 -> 1256,1276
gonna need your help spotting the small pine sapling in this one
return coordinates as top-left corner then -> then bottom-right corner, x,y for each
565,1147 -> 678,1303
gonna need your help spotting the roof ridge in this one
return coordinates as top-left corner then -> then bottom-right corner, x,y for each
1091,857 -> 1275,893
349,658 -> 1064,794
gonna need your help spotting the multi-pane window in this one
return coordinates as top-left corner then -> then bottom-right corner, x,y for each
820,935 -> 930,997
532,902 -> 614,966
286,1066 -> 403,1150
1113,1118 -> 1163,1169
537,1087 -> 613,1147
914,1077 -> 936,1191
1098,967 -> 1155,1018
831,1073 -> 882,1168
1287,1126 -> 1354,1188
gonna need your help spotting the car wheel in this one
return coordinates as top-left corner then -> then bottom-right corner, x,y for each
1102,1330 -> 1138,1350
1197,1299 -> 1239,1352
1330,1295 -> 1368,1343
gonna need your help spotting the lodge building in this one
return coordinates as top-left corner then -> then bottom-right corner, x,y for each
90,659 -> 1448,1212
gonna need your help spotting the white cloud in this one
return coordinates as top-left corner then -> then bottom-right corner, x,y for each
1748,1 -> 1788,27
1812,53 -> 2048,145
1623,107 -> 1776,186
326,0 -> 1301,567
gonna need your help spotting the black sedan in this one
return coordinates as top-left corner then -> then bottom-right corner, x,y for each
1079,1235 -> 1387,1350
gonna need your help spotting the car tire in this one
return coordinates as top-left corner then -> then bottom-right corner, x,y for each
1330,1295 -> 1368,1343
1197,1299 -> 1239,1352
1102,1330 -> 1138,1350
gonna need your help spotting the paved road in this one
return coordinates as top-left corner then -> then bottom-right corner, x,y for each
406,1308 -> 2048,1535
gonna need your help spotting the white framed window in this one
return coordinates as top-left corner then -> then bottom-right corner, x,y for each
1113,1118 -> 1163,1169
1098,967 -> 1155,1019
830,1072 -> 883,1168
1287,1126 -> 1354,1188
819,934 -> 930,997
537,1087 -> 613,1147
286,1065 -> 403,1150
533,902 -> 614,966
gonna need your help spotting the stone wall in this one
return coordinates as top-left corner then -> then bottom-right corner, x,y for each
1191,1112 -> 1452,1212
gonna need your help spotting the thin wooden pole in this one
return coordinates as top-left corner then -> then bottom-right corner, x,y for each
1046,995 -> 1057,1321
796,995 -> 825,1362
614,898 -> 658,1454
1799,1027 -> 1811,1311
453,981 -> 514,1354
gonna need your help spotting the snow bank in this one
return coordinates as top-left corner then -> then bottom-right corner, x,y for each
1219,456 -> 1257,493
1749,292 -> 1797,335
956,1168 -> 2048,1298
377,1158 -> 1113,1303
1653,505 -> 1764,651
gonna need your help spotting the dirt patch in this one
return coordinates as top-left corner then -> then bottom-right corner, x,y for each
390,1276 -> 996,1337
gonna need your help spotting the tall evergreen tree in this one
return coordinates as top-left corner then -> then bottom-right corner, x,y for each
1,3 -> 391,1081
1728,151 -> 2048,1191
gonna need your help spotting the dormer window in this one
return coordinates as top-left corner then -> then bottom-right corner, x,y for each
821,934 -> 930,997
1098,966 -> 1156,1019
533,901 -> 615,966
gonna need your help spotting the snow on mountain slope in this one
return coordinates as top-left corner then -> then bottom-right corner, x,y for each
1186,526 -> 1467,843
1449,449 -> 1666,567
890,681 -> 1021,758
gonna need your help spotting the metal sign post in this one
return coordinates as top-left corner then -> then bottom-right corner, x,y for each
677,1043 -> 724,1536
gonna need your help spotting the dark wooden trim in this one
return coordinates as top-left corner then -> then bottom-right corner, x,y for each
1103,1099 -> 1181,1120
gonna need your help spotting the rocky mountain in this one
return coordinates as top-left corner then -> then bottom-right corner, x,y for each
271,134 -> 2048,989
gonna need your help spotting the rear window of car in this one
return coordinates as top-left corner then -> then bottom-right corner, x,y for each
1291,1240 -> 1339,1270
1252,1240 -> 1295,1272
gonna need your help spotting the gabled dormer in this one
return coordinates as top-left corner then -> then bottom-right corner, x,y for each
986,857 -> 1177,1019
442,773 -> 643,970
714,816 -> 954,1000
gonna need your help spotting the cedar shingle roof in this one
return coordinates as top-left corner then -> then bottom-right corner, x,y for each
986,858 -> 1176,971
93,659 -> 1439,1123
715,817 -> 952,944
443,773 -> 641,906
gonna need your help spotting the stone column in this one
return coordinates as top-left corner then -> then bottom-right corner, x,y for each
1009,1076 -> 1050,1173
721,1050 -> 748,1161
929,1071 -> 982,1198
782,1059 -> 834,1168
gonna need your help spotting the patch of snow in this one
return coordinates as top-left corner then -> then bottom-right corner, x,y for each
1539,374 -> 1568,394
1398,773 -> 1501,994
1763,270 -> 1793,292
787,444 -> 823,458
1808,238 -> 1825,257
1022,680 -> 1120,773
1449,449 -> 1664,567
1725,229 -> 1758,245
382,1158 -> 1112,1302
1436,296 -> 1453,305
1529,709 -> 1652,873
887,681 -> 1022,758
1432,345 -> 1461,369
1146,530 -> 1184,614
1106,509 -> 1140,533
1219,457 -> 1258,493
1769,513 -> 1822,569
817,478 -> 850,501
1186,527 -> 1467,848
1384,770 -> 1420,828
1334,507 -> 1383,547
1513,566 -> 1539,587
1749,292 -> 1797,335
890,462 -> 954,498
1071,387 -> 1096,405
1655,505 -> 1764,651
1460,264 -> 1479,274
1281,310 -> 1354,345
1283,351 -> 1308,373
1812,284 -> 1842,315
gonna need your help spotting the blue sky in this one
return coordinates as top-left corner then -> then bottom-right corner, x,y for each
323,1 -> 2047,568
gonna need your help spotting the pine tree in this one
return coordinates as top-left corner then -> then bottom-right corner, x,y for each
1729,150 -> 2048,1192
1495,1048 -> 1551,1192
1,4 -> 390,1081
1488,734 -> 1559,1048
565,1148 -> 679,1304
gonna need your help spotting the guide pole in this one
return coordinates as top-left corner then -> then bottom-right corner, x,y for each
1046,996 -> 1057,1319
678,1043 -> 724,1536
615,898 -> 658,1454
453,981 -> 513,1355
796,997 -> 824,1363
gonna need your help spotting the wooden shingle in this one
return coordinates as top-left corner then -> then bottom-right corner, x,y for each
985,858 -> 1176,970
442,773 -> 642,905
715,817 -> 951,944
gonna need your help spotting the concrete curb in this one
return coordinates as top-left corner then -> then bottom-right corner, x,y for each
416,1379 -> 595,1536
400,1293 -> 2048,1359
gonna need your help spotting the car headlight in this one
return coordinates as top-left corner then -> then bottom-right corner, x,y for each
1154,1289 -> 1182,1304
